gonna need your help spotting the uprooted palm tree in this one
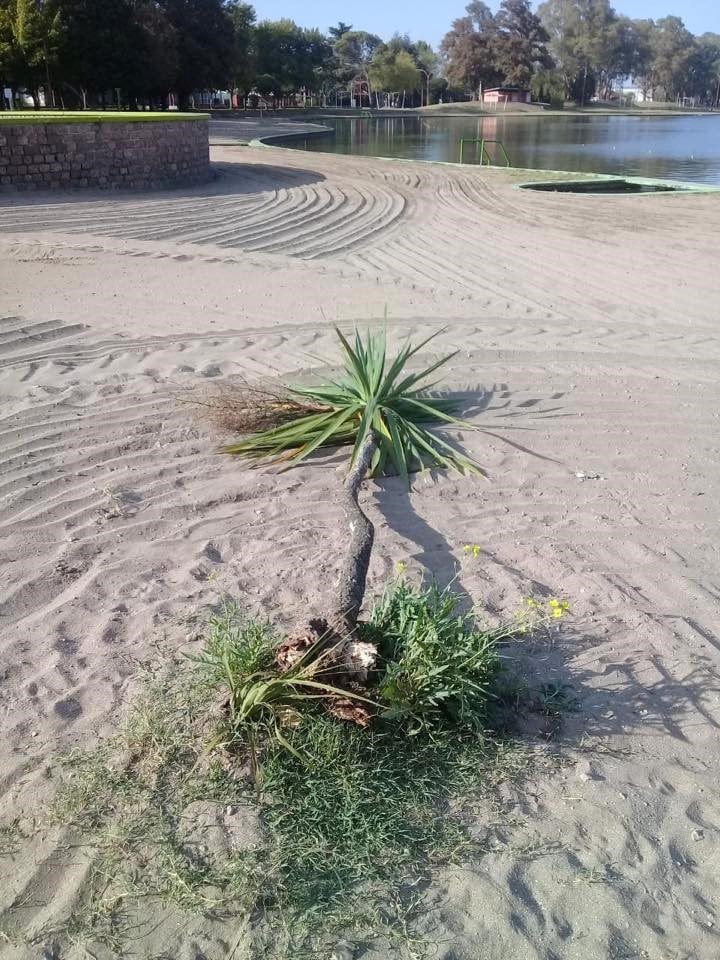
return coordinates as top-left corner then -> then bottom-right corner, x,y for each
218,327 -> 484,678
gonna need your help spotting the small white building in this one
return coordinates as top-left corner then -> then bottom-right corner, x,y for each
621,81 -> 651,103
482,87 -> 531,106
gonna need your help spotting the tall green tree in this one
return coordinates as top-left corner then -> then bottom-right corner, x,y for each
369,46 -> 420,103
538,0 -> 617,103
56,0 -> 143,106
157,0 -> 234,105
695,33 -> 720,105
414,39 -> 438,76
494,0 -> 553,87
0,2 -> 22,97
333,28 -> 382,84
131,0 -> 179,102
0,0 -> 63,104
254,19 -> 332,96
328,20 -> 352,40
226,0 -> 256,98
530,66 -> 566,104
630,18 -> 656,99
17,0 -> 63,96
647,16 -> 695,100
440,2 -> 501,97
599,15 -> 651,98
414,39 -> 438,104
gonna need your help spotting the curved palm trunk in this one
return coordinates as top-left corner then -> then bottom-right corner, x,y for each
280,431 -> 379,683
332,429 -> 378,636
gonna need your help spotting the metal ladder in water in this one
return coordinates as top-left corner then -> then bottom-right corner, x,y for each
458,138 -> 511,166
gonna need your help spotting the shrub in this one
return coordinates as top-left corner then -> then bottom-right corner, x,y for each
366,581 -> 511,734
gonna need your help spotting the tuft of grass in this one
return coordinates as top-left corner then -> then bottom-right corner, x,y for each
49,648 -> 257,952
0,822 -> 23,857
192,600 -> 376,767
535,681 -> 580,716
196,597 -> 278,683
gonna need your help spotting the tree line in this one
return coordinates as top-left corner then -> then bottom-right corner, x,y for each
1,0 -> 718,110
443,0 -> 720,107
0,0 -> 252,108
0,1 -> 441,109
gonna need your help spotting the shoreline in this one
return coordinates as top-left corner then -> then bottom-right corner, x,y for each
209,103 -> 719,120
210,117 -> 720,192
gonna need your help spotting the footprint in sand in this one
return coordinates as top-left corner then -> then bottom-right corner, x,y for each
53,696 -> 82,721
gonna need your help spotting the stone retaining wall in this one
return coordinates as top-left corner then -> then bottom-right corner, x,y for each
0,117 -> 210,191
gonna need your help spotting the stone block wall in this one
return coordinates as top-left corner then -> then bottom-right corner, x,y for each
0,117 -> 210,191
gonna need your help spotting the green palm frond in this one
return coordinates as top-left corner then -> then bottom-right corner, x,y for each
222,326 -> 485,479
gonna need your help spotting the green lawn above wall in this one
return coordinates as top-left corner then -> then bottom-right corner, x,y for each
0,112 -> 208,125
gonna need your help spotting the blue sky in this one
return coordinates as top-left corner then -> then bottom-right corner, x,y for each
253,1 -> 719,45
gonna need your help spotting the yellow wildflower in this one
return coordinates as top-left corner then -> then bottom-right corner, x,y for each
548,598 -> 570,618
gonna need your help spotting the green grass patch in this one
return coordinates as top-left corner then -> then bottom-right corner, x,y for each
0,111 -> 207,125
257,716 -> 528,955
46,586 -> 557,958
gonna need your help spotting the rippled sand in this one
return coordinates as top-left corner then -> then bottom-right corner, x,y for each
1,133 -> 719,959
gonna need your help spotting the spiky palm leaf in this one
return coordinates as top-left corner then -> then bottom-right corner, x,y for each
222,327 -> 484,480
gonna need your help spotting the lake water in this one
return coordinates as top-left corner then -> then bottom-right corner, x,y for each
285,114 -> 720,185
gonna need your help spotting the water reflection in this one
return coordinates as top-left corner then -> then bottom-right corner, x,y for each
288,114 -> 720,184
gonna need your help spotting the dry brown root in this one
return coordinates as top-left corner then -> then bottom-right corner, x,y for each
276,617 -> 376,682
337,637 -> 377,684
275,618 -> 336,674
326,698 -> 373,727
276,617 -> 377,728
186,380 -> 331,434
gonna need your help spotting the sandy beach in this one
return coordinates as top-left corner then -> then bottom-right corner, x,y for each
1,128 -> 719,958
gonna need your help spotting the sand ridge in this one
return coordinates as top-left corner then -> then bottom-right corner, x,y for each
0,141 -> 719,958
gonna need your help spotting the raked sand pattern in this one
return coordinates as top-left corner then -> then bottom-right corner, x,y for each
0,139 -> 719,959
